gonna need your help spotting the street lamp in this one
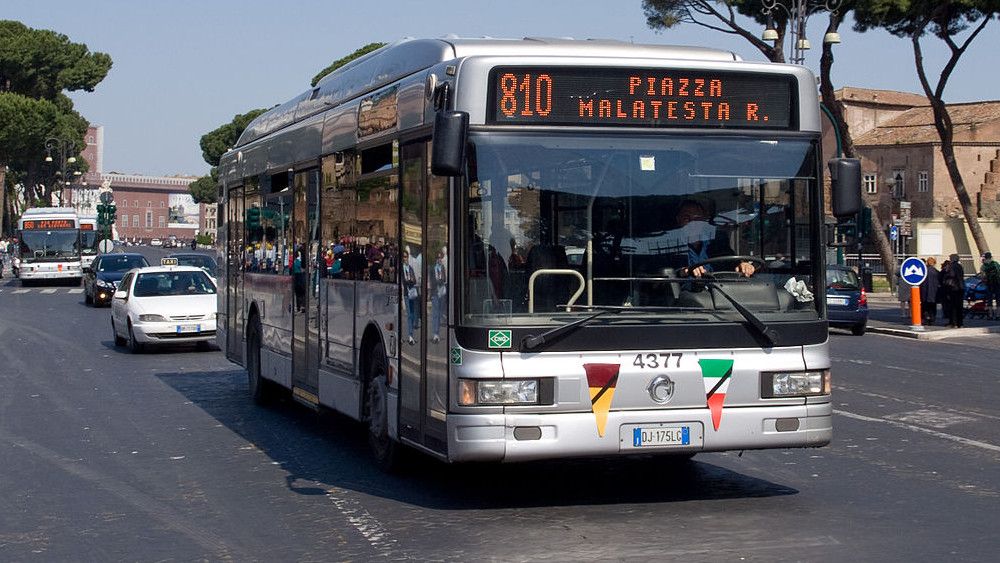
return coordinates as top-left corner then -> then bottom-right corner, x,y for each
761,0 -> 843,65
44,137 -> 81,206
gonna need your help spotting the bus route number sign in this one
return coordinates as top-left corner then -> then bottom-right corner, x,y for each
489,67 -> 795,129
22,219 -> 76,230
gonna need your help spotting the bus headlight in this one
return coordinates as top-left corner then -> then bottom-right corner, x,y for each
762,370 -> 830,398
458,379 -> 539,406
138,314 -> 168,322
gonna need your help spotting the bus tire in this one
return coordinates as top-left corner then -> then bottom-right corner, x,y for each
112,319 -> 126,347
364,343 -> 400,472
127,320 -> 144,353
246,316 -> 271,404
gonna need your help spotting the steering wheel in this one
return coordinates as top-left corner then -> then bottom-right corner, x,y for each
685,255 -> 767,278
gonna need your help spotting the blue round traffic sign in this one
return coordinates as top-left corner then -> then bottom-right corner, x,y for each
900,257 -> 927,286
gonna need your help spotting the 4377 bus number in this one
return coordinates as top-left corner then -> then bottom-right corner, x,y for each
633,352 -> 683,369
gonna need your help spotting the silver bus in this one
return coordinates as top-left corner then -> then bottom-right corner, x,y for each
17,207 -> 83,283
80,216 -> 99,270
217,38 -> 861,467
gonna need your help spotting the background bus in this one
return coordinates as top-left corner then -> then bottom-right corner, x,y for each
17,207 -> 83,284
80,216 -> 99,269
217,38 -> 860,468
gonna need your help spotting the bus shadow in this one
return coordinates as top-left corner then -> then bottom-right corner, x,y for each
156,369 -> 798,510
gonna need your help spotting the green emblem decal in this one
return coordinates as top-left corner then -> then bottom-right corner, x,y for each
450,347 -> 463,365
487,329 -> 512,349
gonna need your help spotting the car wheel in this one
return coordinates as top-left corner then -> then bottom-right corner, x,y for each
365,343 -> 401,472
246,318 -> 271,404
851,323 -> 867,336
127,320 -> 144,353
112,319 -> 127,347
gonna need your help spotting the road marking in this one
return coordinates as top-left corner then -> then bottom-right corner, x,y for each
13,289 -> 30,294
327,489 -> 398,556
68,288 -> 83,294
834,409 -> 1000,453
40,288 -> 57,294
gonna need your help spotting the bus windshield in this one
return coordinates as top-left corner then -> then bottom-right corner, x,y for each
462,132 -> 820,327
81,230 -> 99,256
19,230 -> 80,261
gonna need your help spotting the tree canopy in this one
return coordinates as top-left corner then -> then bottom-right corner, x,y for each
187,108 -> 268,203
311,42 -> 387,86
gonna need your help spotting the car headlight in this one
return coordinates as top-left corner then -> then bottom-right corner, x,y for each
138,314 -> 168,322
762,370 -> 830,398
96,279 -> 115,288
458,379 -> 539,406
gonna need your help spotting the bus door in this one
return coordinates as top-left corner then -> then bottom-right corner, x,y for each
227,186 -> 245,363
399,141 -> 448,453
292,168 -> 321,399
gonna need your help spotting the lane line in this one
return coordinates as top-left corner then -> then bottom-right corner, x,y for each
834,409 -> 1000,453
13,289 -> 30,294
40,288 -> 58,294
67,288 -> 84,294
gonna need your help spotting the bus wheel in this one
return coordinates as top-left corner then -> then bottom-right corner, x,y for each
127,320 -> 144,353
365,344 -> 399,471
247,318 -> 270,404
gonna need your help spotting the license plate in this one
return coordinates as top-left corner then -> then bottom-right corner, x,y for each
176,324 -> 200,334
620,423 -> 704,450
827,296 -> 848,305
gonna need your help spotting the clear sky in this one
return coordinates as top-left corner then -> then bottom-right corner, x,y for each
6,0 -> 999,177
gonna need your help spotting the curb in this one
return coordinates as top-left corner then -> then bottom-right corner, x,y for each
866,324 -> 1000,340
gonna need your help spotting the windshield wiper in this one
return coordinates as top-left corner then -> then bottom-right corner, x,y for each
702,280 -> 779,347
520,309 -> 617,352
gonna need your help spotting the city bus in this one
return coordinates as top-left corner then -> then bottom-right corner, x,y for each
217,38 -> 861,467
79,216 -> 99,270
17,207 -> 83,284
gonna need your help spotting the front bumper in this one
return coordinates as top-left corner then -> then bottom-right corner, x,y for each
132,319 -> 217,344
446,402 -> 832,462
19,269 -> 81,280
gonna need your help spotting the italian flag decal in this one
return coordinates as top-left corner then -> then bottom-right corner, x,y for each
583,363 -> 620,437
699,359 -> 735,431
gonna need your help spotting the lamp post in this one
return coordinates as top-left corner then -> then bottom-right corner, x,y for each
761,0 -> 843,65
44,137 -> 81,207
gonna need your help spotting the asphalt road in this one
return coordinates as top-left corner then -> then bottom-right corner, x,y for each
1,253 -> 998,561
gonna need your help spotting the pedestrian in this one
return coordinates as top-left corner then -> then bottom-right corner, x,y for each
940,253 -> 965,328
190,238 -> 197,250
979,252 -> 1000,320
401,250 -> 418,345
897,273 -> 911,319
919,257 -> 939,325
430,249 -> 447,343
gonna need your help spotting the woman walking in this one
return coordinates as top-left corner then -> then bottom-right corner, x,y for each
919,257 -> 939,325
940,254 -> 966,328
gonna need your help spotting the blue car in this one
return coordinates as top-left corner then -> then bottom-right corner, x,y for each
964,275 -> 989,302
826,265 -> 868,335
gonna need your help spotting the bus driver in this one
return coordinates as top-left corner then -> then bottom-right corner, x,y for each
672,199 -> 756,278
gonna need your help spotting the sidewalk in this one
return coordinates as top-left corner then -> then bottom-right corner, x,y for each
862,292 -> 1000,340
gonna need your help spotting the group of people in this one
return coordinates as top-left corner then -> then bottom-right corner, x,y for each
0,238 -> 18,278
913,252 -> 1000,327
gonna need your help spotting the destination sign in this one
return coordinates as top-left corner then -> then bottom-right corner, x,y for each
489,67 -> 796,129
81,223 -> 95,231
22,219 -> 76,230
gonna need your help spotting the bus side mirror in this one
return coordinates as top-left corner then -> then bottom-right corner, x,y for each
829,158 -> 862,218
431,111 -> 469,177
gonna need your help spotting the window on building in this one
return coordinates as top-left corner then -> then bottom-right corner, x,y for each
864,174 -> 877,194
918,171 -> 929,192
121,200 -> 127,208
133,214 -> 139,227
158,216 -> 165,228
160,201 -> 165,207
145,211 -> 152,228
133,200 -> 138,208
147,201 -> 152,208
891,169 -> 905,198
121,215 -> 128,227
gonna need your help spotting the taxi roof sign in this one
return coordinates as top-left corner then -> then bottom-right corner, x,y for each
161,257 -> 179,266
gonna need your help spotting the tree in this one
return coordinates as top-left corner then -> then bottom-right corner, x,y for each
189,108 -> 268,204
311,42 -> 387,86
854,0 -> 998,257
643,1 -> 900,281
0,20 -> 110,228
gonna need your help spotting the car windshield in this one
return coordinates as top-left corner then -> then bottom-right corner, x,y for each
133,270 -> 217,297
173,255 -> 217,274
97,255 -> 149,272
19,229 -> 80,261
461,132 -> 821,327
827,268 -> 859,290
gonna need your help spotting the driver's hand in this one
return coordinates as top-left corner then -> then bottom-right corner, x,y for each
679,266 -> 707,278
735,261 -> 755,277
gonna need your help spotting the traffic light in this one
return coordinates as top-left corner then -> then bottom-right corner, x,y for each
107,203 -> 116,224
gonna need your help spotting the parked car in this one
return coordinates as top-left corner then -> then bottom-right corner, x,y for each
110,261 -> 218,352
826,265 -> 868,335
150,238 -> 163,247
83,253 -> 150,306
166,252 -> 218,278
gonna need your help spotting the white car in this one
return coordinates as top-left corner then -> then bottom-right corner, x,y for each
110,263 -> 218,352
150,238 -> 163,246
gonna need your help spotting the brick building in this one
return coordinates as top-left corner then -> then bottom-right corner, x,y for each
823,87 -> 1000,259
